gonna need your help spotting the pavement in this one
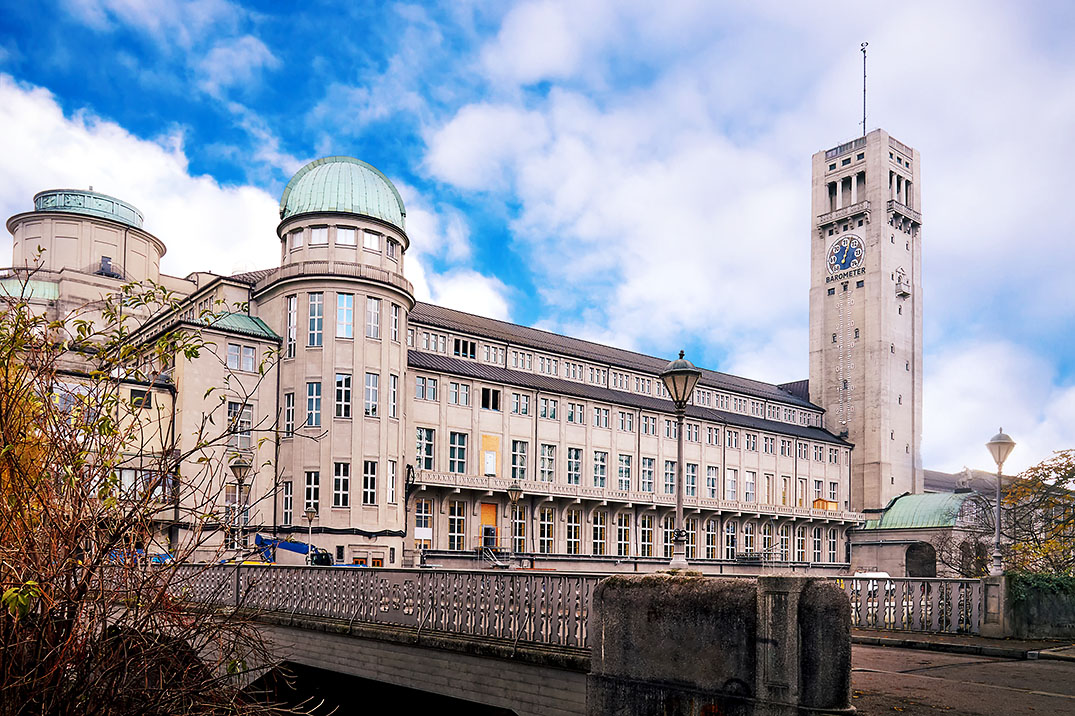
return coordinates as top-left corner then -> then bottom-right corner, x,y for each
851,630 -> 1075,715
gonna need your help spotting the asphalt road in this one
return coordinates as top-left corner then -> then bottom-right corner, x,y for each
852,645 -> 1075,715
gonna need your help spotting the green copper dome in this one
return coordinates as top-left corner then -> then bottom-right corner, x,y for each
279,156 -> 406,231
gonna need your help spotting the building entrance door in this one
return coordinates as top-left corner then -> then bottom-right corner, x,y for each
480,502 -> 498,548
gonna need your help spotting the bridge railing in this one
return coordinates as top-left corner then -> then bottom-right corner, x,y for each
170,564 -> 601,650
832,576 -> 983,634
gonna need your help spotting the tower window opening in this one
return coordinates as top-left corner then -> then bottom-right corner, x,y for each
832,333 -> 837,343
890,431 -> 894,440
891,344 -> 895,353
898,305 -> 903,315
898,394 -> 902,404
906,444 -> 910,454
905,361 -> 910,371
856,152 -> 864,160
857,219 -> 863,227
842,283 -> 848,292
827,288 -> 835,296
856,280 -> 864,288
842,380 -> 848,390
854,328 -> 859,339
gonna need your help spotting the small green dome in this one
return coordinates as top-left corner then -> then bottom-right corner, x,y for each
279,156 -> 406,231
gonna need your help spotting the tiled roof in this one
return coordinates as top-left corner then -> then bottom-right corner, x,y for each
206,312 -> 281,342
861,492 -> 973,530
410,302 -> 818,410
408,350 -> 850,446
231,268 -> 277,285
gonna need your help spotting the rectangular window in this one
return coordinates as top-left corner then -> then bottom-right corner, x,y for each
285,295 -> 297,357
640,514 -> 654,557
308,293 -> 323,346
617,454 -> 632,491
593,451 -> 607,488
336,226 -> 356,246
796,528 -> 806,562
306,383 -> 322,427
362,461 -> 376,505
448,500 -> 466,551
592,510 -> 607,555
743,523 -> 755,553
511,440 -> 528,480
567,448 -> 582,485
724,468 -> 738,501
724,521 -> 737,559
335,373 -> 352,418
333,462 -> 350,507
686,518 -> 697,559
616,513 -> 630,556
813,528 -> 823,562
448,382 -> 470,406
304,471 -> 319,511
364,231 -> 380,251
415,376 -> 438,401
336,293 -> 354,338
384,460 -> 395,503
414,498 -> 432,549
726,430 -> 739,448
779,525 -> 790,561
387,239 -> 398,260
829,482 -> 839,502
744,433 -> 757,451
706,466 -> 718,498
829,529 -> 838,563
539,397 -> 557,419
511,504 -> 526,553
641,458 -> 655,492
241,345 -> 256,372
539,508 -> 554,554
389,374 -> 399,417
449,432 -> 467,474
452,338 -> 476,359
744,470 -> 756,502
227,401 -> 252,449
391,304 -> 400,341
566,510 -> 581,555
362,373 -> 378,416
686,463 -> 697,497
227,343 -> 240,370
662,516 -> 675,559
283,392 -> 294,436
310,226 -> 328,245
365,297 -> 381,339
705,519 -> 718,559
415,427 -> 435,470
540,444 -> 555,482
511,393 -> 530,415
664,460 -> 676,495
763,436 -> 775,454
282,481 -> 293,525
291,229 -> 303,249
481,387 -> 500,411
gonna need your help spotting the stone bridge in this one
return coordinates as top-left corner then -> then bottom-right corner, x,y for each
179,565 -> 858,715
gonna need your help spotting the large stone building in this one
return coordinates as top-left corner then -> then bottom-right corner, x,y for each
3,131 -> 925,573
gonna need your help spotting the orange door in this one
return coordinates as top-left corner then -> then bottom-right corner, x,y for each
481,502 -> 498,547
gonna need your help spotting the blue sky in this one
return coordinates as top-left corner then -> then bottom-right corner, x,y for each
0,0 -> 1072,473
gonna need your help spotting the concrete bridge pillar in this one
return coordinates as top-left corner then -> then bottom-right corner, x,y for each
587,574 -> 852,716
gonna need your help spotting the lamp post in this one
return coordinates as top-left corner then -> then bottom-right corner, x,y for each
660,351 -> 703,569
304,507 -> 317,565
986,428 -> 1016,577
229,458 -> 251,551
507,480 -> 523,556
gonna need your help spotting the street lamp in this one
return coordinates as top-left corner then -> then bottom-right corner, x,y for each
304,507 -> 317,565
660,351 -> 703,569
229,458 -> 251,551
986,428 -> 1016,576
507,480 -> 523,555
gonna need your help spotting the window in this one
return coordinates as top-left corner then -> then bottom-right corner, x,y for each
705,519 -> 718,559
814,479 -> 824,500
706,466 -> 718,498
829,482 -> 839,501
743,522 -> 755,553
779,524 -> 790,561
640,458 -> 655,492
685,463 -> 697,497
829,529 -> 838,562
335,373 -> 352,418
226,343 -> 241,369
813,527 -> 823,562
389,375 -> 399,418
662,516 -> 675,559
365,297 -> 381,339
282,481 -> 293,525
481,387 -> 501,411
664,461 -> 676,494
416,376 -> 438,401
448,501 -> 466,550
618,411 -> 634,432
310,226 -> 328,245
283,392 -> 294,436
539,397 -> 557,419
540,444 -> 555,482
130,389 -> 151,410
290,229 -> 303,250
640,515 -> 654,557
449,432 -> 467,474
285,295 -> 297,357
744,433 -> 757,451
386,239 -> 399,260
686,518 -> 697,559
763,436 -> 775,454
744,471 -> 756,502
449,382 -> 470,406
414,499 -> 432,549
241,346 -> 255,372
364,231 -> 380,251
308,293 -> 323,346
814,444 -> 824,461
336,226 -> 356,246
617,455 -> 632,491
453,338 -> 476,359
829,447 -> 839,464
796,527 -> 806,562
306,383 -> 322,427
566,510 -> 581,554
360,461 -> 376,505
616,513 -> 630,556
364,373 -> 379,416
512,504 -> 526,552
304,471 -> 319,511
566,402 -> 585,423
391,304 -> 400,341
593,407 -> 609,428
567,448 -> 582,485
333,462 -> 350,507
724,468 -> 738,501
593,451 -> 607,487
415,428 -> 434,470
724,521 -> 737,559
511,440 -> 528,480
538,508 -> 553,553
336,294 -> 354,338
227,401 -> 252,449
726,430 -> 739,449
592,510 -> 607,555
511,393 -> 530,415
780,439 -> 792,457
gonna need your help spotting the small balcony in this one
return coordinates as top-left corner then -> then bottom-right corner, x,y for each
817,200 -> 870,230
887,200 -> 921,226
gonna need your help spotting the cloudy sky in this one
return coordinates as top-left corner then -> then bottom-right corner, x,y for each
0,0 -> 1071,473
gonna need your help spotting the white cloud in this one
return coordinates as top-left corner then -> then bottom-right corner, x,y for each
198,36 -> 279,97
0,74 -> 279,277
924,341 -> 1075,475
62,0 -> 242,48
480,1 -> 586,85
413,267 -> 512,322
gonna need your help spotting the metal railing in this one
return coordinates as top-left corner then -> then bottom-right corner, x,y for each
253,260 -> 413,296
833,577 -> 982,634
172,564 -> 600,649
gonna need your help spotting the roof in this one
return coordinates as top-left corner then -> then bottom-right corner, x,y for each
410,302 -> 819,411
409,351 -> 850,446
33,189 -> 144,229
230,268 -> 277,285
861,492 -> 975,530
279,156 -> 406,231
924,468 -> 1009,494
206,312 -> 281,341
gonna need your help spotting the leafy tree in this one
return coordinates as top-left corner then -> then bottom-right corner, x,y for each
0,270 -> 289,715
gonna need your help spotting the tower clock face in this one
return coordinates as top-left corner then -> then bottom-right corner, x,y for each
827,235 -> 865,273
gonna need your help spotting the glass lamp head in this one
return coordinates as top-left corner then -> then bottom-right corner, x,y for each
986,428 -> 1016,468
660,350 -> 703,409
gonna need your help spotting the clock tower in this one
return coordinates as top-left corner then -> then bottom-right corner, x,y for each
808,129 -> 923,512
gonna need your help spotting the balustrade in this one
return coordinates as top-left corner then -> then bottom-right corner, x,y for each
833,576 -> 982,634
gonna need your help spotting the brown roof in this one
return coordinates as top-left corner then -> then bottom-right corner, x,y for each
408,350 -> 850,446
231,268 -> 278,284
410,302 -> 818,410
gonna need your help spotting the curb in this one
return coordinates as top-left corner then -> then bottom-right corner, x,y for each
851,634 -> 1030,660
1038,647 -> 1075,663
